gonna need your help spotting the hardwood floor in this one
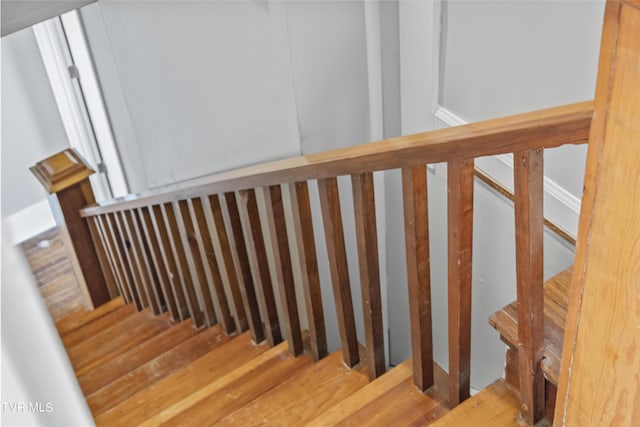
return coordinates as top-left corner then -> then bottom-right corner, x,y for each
20,227 -> 83,320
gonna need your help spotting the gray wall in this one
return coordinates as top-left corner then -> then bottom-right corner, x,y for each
440,0 -> 604,197
388,0 -> 605,390
79,0 -> 379,354
285,0 -> 371,349
83,1 -> 301,189
1,27 -> 69,218
2,0 -> 599,393
1,0 -> 95,37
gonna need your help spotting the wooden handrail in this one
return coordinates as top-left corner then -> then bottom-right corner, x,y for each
79,99 -> 594,424
81,101 -> 592,217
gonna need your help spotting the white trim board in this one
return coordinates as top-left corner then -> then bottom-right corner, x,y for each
434,105 -> 580,240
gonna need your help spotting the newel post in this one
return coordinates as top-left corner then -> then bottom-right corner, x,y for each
30,148 -> 111,309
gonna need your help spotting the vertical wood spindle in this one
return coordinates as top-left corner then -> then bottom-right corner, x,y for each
447,159 -> 474,406
352,172 -> 385,380
402,165 -> 434,391
514,149 -> 545,424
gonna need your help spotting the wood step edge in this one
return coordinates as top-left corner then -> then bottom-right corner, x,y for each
212,350 -> 370,427
86,324 -> 228,417
159,347 -> 313,426
70,311 -> 174,375
304,359 -> 414,426
429,379 -> 538,427
55,297 -> 126,334
61,303 -> 137,346
488,266 -> 572,385
94,331 -> 269,427
77,318 -> 199,395
139,340 -> 298,426
306,359 -> 450,427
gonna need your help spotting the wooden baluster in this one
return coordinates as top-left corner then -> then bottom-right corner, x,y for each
514,149 -> 544,424
189,197 -> 235,334
122,209 -> 159,314
114,210 -> 147,309
289,181 -> 328,361
352,172 -> 385,380
176,200 -> 217,327
236,189 -> 282,347
161,202 -> 205,328
402,165 -> 434,391
129,209 -> 164,315
317,177 -> 359,368
137,206 -> 179,321
96,214 -> 130,303
263,185 -> 303,356
105,212 -> 139,308
218,192 -> 265,343
204,194 -> 248,333
151,205 -> 189,321
447,158 -> 474,406
87,215 -> 119,299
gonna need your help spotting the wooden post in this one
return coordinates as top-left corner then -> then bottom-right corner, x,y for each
447,158 -> 474,406
263,185 -> 303,356
289,181 -> 328,362
30,149 -> 110,309
318,177 -> 359,368
352,172 -> 386,380
402,165 -> 434,392
514,149 -> 544,424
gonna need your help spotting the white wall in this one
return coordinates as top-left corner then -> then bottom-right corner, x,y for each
1,229 -> 94,426
1,27 -> 69,240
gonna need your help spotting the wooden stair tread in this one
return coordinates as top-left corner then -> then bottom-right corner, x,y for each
68,310 -> 174,375
146,342 -> 312,426
77,318 -> 198,395
306,359 -> 449,426
55,296 -> 125,335
489,266 -> 571,385
86,324 -> 229,416
61,303 -> 137,347
94,331 -> 268,426
214,351 -> 369,426
430,379 -> 523,427
338,377 -> 448,427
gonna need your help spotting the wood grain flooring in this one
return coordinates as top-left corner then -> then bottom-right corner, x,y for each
21,227 -> 84,319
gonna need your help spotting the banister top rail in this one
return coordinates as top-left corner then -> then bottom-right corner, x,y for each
81,101 -> 592,217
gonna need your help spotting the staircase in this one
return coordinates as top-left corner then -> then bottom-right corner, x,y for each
28,218 -> 560,427
29,2 -> 640,425
30,222 -> 533,426
53,293 -> 446,426
40,94 -> 593,427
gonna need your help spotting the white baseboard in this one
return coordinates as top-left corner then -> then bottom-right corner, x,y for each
434,105 -> 580,239
3,200 -> 56,245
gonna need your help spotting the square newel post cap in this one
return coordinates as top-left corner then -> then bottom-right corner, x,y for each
30,148 -> 95,194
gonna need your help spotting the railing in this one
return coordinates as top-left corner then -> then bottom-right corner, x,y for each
81,101 -> 592,424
